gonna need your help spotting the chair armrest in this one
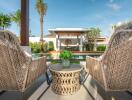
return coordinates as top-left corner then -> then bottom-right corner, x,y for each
21,46 -> 32,58
31,56 -> 47,69
31,56 -> 47,72
25,56 -> 47,88
86,56 -> 105,88
86,56 -> 101,73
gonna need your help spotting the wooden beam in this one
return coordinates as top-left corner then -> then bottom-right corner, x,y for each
20,0 -> 29,46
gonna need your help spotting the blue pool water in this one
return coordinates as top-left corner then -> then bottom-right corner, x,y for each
32,53 -> 101,61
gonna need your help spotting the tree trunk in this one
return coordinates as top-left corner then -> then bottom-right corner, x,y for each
40,16 -> 43,41
40,15 -> 44,52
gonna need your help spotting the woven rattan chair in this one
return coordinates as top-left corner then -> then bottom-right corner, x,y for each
0,30 -> 46,92
86,28 -> 132,91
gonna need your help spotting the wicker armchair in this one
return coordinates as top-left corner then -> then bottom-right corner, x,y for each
0,30 -> 46,92
86,29 -> 132,91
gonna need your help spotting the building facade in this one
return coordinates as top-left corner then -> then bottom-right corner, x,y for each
49,28 -> 88,51
30,28 -> 108,51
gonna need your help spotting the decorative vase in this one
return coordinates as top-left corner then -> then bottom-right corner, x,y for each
62,59 -> 70,68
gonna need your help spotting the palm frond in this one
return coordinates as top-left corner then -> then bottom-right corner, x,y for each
11,9 -> 21,26
35,0 -> 47,16
0,13 -> 11,29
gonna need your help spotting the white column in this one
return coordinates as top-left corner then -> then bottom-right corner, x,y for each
56,34 -> 60,51
58,39 -> 60,50
94,39 -> 97,51
79,35 -> 83,51
56,34 -> 58,50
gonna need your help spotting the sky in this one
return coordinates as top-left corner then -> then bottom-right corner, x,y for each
0,0 -> 132,37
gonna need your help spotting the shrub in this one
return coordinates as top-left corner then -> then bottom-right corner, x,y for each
43,42 -> 48,52
96,45 -> 106,51
59,50 -> 73,59
29,42 -> 48,53
51,60 -> 80,64
29,42 -> 41,53
83,43 -> 94,51
48,41 -> 54,51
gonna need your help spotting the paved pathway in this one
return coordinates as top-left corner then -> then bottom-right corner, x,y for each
28,75 -> 132,100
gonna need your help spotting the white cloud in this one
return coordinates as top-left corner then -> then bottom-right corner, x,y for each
107,3 -> 122,11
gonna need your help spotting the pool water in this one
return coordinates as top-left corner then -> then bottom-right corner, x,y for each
72,55 -> 86,60
32,53 -> 101,61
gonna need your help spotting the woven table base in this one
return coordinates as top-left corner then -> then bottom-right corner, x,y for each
49,64 -> 83,95
51,71 -> 81,95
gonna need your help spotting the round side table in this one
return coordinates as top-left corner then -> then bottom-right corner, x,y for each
49,63 -> 83,95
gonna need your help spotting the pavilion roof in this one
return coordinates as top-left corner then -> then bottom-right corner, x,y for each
48,28 -> 89,34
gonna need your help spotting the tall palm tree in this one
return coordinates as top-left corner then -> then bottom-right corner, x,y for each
0,13 -> 11,30
35,0 -> 47,42
11,9 -> 21,28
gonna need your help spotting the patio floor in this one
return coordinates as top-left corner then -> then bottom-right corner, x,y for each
28,75 -> 132,100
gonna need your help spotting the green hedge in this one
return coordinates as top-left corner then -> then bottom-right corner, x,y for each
83,43 -> 94,51
48,41 -> 54,51
29,42 -> 41,53
51,60 -> 80,64
96,45 -> 106,51
29,42 -> 48,53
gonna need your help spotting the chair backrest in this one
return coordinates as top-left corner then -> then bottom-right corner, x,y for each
0,30 -> 29,90
102,30 -> 132,90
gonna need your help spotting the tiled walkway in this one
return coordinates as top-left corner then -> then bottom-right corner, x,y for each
40,85 -> 93,100
28,77 -> 93,100
28,75 -> 132,100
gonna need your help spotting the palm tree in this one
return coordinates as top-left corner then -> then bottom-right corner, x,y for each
35,0 -> 47,42
11,9 -> 21,28
0,13 -> 11,30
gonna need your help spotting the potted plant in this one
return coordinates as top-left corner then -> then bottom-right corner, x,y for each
59,50 -> 73,68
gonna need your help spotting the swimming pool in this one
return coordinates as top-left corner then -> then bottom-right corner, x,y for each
32,53 -> 102,61
72,54 -> 101,60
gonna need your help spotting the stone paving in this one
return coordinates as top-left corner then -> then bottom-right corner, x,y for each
28,75 -> 132,100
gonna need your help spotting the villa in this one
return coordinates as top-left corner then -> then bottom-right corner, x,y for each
30,28 -> 108,51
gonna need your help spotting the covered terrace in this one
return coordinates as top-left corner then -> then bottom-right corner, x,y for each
0,0 -> 132,100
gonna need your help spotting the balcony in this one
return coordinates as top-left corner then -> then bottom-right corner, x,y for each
0,0 -> 132,100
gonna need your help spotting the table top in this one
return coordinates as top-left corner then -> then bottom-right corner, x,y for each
49,63 -> 83,73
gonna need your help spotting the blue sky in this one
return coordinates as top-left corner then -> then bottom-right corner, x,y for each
0,0 -> 132,37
